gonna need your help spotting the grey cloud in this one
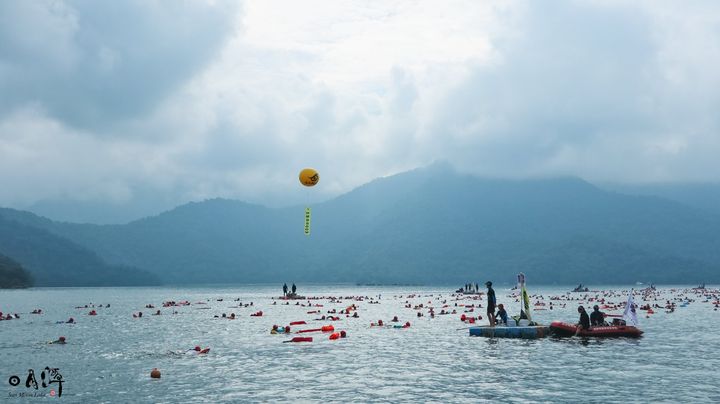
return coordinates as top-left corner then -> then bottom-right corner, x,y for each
0,0 -> 240,132
425,1 -> 720,181
3,0 -> 720,223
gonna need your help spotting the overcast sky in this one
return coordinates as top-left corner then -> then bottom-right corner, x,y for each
1,0 -> 719,221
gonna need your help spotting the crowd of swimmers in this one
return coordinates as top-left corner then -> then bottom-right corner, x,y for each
74,303 -> 110,308
370,318 -> 411,328
4,286 -> 718,356
457,283 -> 481,293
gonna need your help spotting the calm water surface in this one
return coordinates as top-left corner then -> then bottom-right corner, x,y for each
1,285 -> 718,403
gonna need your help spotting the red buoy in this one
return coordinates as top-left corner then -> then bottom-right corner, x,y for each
285,337 -> 313,343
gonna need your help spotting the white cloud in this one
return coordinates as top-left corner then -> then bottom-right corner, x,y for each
1,0 -> 720,221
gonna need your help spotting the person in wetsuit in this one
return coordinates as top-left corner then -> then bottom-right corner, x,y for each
577,306 -> 590,330
486,281 -> 496,326
495,304 -> 508,325
590,305 -> 605,326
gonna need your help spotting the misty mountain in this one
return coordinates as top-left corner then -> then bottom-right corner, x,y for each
0,253 -> 33,288
0,214 -> 161,287
2,163 -> 720,285
599,183 -> 720,217
25,194 -> 183,225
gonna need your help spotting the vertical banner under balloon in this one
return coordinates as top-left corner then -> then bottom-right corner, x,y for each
304,207 -> 311,235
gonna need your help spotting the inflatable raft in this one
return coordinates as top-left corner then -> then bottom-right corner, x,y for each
549,321 -> 643,338
469,325 -> 550,339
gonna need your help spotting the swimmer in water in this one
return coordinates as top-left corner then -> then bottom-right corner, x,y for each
49,336 -> 66,344
185,346 -> 209,354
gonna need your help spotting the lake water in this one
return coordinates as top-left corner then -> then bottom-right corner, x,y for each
1,284 -> 718,403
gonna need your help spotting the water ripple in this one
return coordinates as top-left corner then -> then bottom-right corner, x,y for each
1,285 -> 719,403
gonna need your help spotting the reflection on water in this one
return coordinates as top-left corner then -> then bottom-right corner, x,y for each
1,285 -> 719,402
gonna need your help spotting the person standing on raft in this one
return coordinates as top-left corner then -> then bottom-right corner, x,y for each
283,283 -> 288,297
486,281 -> 496,326
291,283 -> 297,295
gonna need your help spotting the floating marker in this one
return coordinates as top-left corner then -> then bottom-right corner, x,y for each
299,168 -> 319,187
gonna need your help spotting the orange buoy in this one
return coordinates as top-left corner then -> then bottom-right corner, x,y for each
329,332 -> 340,340
150,368 -> 161,379
321,325 -> 334,332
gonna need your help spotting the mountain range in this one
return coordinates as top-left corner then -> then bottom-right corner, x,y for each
0,214 -> 160,286
1,163 -> 719,286
0,253 -> 33,288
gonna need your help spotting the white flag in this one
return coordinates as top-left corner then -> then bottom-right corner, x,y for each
623,293 -> 638,326
517,273 -> 532,321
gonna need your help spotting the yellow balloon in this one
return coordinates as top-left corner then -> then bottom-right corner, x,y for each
299,168 -> 320,187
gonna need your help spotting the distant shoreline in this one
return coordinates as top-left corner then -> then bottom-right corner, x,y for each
3,283 -> 714,290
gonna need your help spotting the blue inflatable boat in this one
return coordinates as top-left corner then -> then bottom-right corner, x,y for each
469,325 -> 550,339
